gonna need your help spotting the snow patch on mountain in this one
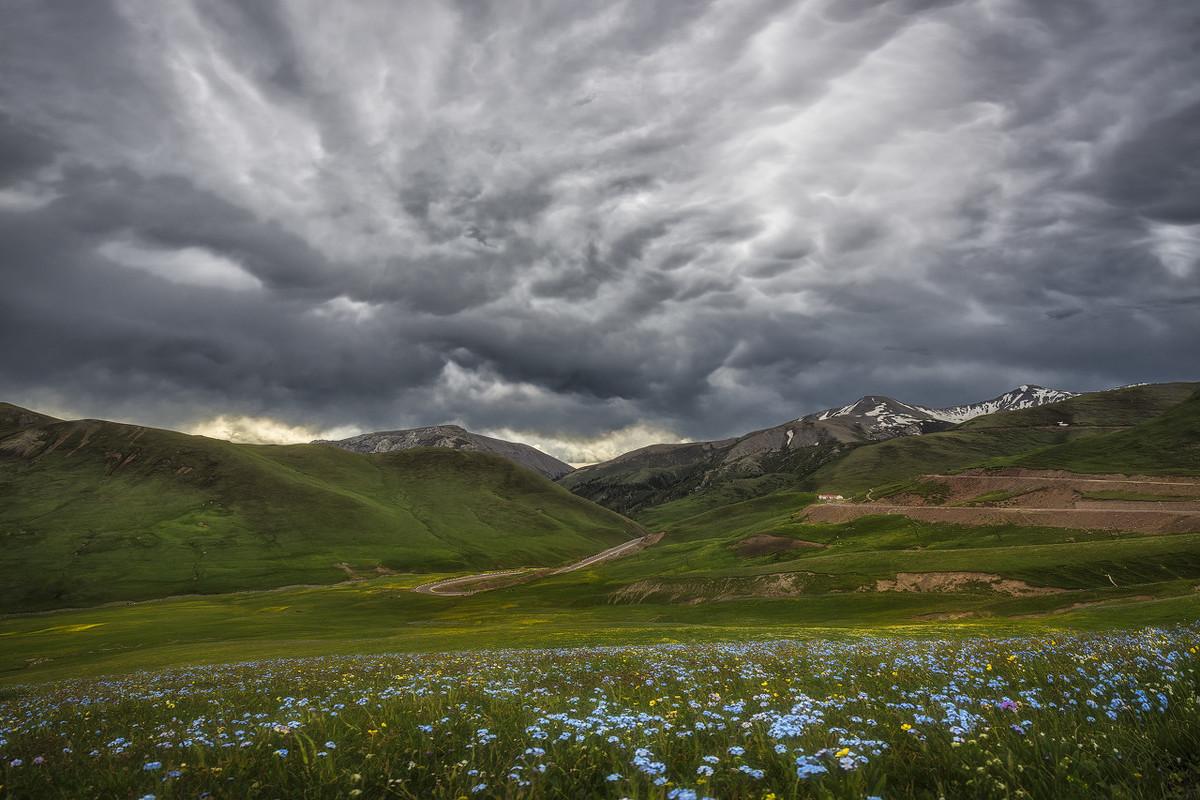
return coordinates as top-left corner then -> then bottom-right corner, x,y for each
926,385 -> 1078,424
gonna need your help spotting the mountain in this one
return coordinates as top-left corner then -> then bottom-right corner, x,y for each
638,380 -> 1200,533
802,381 -> 1200,493
317,424 -> 573,479
805,385 -> 1078,438
0,401 -> 59,435
560,385 -> 1077,516
0,405 -> 639,612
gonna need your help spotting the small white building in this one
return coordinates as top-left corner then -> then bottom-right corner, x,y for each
817,493 -> 844,501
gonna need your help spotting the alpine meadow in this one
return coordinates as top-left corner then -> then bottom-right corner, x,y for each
2,2 -> 1199,799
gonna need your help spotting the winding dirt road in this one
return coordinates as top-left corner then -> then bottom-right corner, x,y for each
411,569 -> 534,597
411,533 -> 663,596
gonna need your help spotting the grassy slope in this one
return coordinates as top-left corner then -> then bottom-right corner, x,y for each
803,382 -> 1199,493
1003,389 -> 1200,474
0,414 -> 640,612
558,437 -> 849,517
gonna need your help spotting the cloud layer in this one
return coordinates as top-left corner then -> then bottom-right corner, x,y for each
1,0 -> 1198,460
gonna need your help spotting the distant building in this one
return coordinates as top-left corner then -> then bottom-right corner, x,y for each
818,493 -> 844,501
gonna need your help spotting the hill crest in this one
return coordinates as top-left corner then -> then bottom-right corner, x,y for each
316,424 -> 574,479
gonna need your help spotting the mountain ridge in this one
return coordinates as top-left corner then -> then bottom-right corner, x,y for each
316,424 -> 574,480
559,384 -> 1077,514
804,385 -> 1078,437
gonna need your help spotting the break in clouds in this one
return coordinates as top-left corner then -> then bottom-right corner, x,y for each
1,0 -> 1198,463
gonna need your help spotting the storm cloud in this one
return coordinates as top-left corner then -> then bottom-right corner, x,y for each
1,0 -> 1198,461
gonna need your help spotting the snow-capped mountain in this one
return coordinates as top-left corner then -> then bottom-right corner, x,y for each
811,396 -> 943,436
804,385 -> 1077,437
927,385 -> 1078,424
315,424 -> 574,479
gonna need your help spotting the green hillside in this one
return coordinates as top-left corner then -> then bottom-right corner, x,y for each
804,382 -> 1199,493
0,409 -> 641,612
1006,389 -> 1200,474
960,382 -> 1198,429
555,440 -> 737,514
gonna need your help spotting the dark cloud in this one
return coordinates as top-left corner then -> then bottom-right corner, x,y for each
0,0 -> 1198,457
0,113 -> 58,185
1098,103 -> 1200,225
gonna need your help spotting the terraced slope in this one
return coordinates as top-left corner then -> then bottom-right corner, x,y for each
0,407 -> 641,612
804,470 -> 1200,533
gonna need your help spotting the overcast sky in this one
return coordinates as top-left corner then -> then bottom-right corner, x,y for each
1,0 -> 1198,463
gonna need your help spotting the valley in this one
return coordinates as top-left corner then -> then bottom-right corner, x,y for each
3,381 -> 1199,798
3,381 -> 1199,679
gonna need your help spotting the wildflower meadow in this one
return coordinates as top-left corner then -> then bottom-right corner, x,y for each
2,627 -> 1198,798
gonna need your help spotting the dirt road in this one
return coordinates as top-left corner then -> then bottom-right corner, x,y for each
551,532 -> 663,574
411,533 -> 662,597
411,569 -> 534,597
925,473 -> 1200,489
805,502 -> 1200,532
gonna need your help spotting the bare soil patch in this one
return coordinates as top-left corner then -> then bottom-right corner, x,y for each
610,572 -> 821,604
734,534 -> 825,557
804,503 -> 1200,533
870,571 -> 1063,597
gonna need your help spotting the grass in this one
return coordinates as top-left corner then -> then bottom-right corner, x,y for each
5,503 -> 1200,686
1003,390 -> 1200,475
0,414 -> 640,613
634,476 -> 806,530
2,629 -> 1198,799
804,429 -> 1085,494
872,479 -> 951,504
